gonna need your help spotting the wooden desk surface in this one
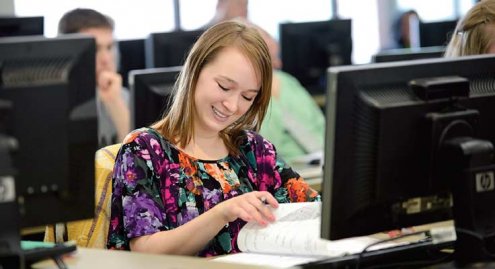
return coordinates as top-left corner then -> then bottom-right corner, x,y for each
32,248 -> 290,269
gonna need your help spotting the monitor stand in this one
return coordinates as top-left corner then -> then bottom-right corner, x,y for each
440,136 -> 495,266
1,133 -> 76,269
0,131 -> 24,269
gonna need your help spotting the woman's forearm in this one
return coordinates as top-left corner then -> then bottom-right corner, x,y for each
129,206 -> 227,255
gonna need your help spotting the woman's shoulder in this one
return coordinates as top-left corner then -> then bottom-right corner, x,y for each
122,127 -> 168,146
242,130 -> 262,145
117,127 -> 175,164
241,130 -> 276,156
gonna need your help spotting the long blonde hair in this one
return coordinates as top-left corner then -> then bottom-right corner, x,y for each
153,20 -> 272,155
445,0 -> 495,57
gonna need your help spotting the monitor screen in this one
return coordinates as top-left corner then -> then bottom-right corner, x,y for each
321,55 -> 495,262
419,20 -> 457,47
118,38 -> 145,88
129,66 -> 181,129
372,46 -> 445,63
279,19 -> 352,96
145,30 -> 203,68
0,16 -> 44,37
0,34 -> 97,229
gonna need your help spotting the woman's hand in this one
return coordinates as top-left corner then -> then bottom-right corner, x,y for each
214,191 -> 279,226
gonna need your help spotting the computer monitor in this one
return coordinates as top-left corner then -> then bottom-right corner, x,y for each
118,38 -> 145,88
279,19 -> 352,96
0,16 -> 44,37
129,66 -> 181,129
321,55 -> 495,265
419,19 -> 457,47
145,30 -> 203,68
372,46 -> 445,63
0,34 -> 97,229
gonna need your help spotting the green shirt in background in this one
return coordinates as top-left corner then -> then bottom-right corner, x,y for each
260,70 -> 325,163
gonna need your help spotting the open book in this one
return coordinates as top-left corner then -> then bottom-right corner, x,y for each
214,202 -> 397,268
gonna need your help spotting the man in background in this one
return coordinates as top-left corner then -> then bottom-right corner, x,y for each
204,0 -> 248,28
59,8 -> 130,146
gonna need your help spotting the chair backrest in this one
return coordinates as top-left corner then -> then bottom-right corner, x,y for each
44,143 -> 121,248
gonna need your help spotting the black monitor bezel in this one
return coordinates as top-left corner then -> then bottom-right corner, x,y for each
0,16 -> 44,37
321,54 -> 495,241
144,30 -> 203,68
279,19 -> 352,96
0,34 -> 97,228
419,19 -> 458,48
372,46 -> 445,63
129,66 -> 181,129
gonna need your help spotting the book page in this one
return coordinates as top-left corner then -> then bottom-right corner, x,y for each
238,202 -> 333,257
237,202 -> 388,258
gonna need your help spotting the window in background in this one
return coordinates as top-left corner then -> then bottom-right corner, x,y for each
337,0 -> 380,64
14,0 -> 175,40
179,0 -> 332,41
248,0 -> 332,40
459,0 -> 477,17
397,0 -> 475,21
179,0 -> 217,30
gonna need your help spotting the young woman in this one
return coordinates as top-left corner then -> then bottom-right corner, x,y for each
107,20 -> 320,257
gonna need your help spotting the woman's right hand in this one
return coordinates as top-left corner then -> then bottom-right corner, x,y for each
214,191 -> 279,226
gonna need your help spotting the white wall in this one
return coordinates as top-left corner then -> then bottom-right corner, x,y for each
0,0 -> 15,15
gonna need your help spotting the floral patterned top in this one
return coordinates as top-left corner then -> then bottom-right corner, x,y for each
107,127 -> 320,256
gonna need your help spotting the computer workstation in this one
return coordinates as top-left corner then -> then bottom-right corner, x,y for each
372,46 -> 445,63
307,54 -> 495,268
3,16 -> 495,269
145,29 -> 203,69
118,38 -> 146,88
279,19 -> 352,108
0,34 -> 98,268
419,19 -> 458,47
0,16 -> 44,37
129,66 -> 181,129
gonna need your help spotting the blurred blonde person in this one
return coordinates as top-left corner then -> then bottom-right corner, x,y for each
445,0 -> 495,57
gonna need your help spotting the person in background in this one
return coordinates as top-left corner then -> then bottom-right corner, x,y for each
58,8 -> 130,146
204,0 -> 248,29
395,10 -> 421,48
107,20 -> 320,256
208,5 -> 325,164
445,0 -> 495,57
255,25 -> 325,164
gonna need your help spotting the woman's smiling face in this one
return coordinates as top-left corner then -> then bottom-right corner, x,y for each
193,46 -> 260,136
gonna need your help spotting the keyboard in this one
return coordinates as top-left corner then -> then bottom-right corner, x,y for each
299,239 -> 454,268
22,241 -> 76,266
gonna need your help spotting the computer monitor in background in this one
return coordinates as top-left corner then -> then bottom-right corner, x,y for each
372,46 -> 445,63
419,19 -> 457,47
129,66 -> 181,129
145,30 -> 203,68
0,16 -> 43,37
321,55 -> 495,265
279,19 -> 352,96
118,38 -> 146,88
0,34 -> 97,236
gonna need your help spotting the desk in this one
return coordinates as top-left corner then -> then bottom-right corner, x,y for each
32,248 -> 288,269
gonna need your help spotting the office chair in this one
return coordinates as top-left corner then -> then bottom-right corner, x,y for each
44,144 -> 121,248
